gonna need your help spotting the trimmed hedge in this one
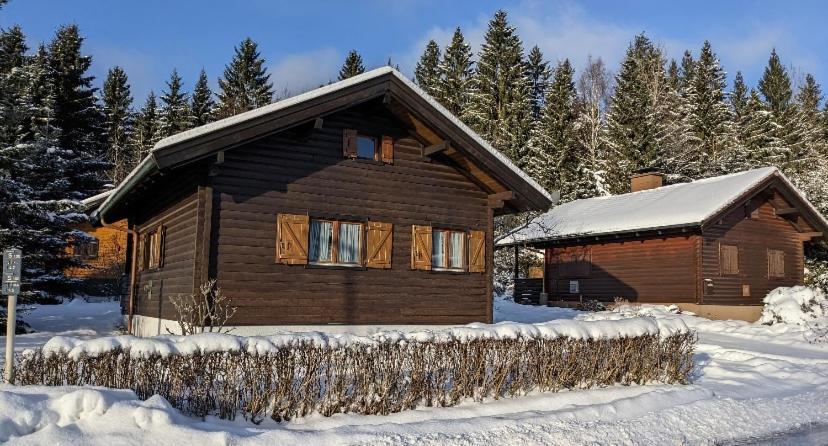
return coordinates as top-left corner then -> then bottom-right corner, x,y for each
15,320 -> 696,423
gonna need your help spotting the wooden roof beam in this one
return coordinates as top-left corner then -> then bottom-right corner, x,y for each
798,231 -> 823,241
488,191 -> 515,208
423,140 -> 449,157
775,207 -> 799,216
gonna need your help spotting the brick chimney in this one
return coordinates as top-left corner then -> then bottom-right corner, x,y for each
630,171 -> 664,192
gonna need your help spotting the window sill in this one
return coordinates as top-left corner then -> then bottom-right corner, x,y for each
345,157 -> 384,166
306,263 -> 366,271
430,268 -> 468,275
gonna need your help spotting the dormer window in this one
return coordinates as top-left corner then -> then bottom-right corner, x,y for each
357,135 -> 377,160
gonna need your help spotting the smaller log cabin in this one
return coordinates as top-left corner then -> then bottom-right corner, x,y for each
89,67 -> 552,336
498,168 -> 828,321
64,191 -> 128,296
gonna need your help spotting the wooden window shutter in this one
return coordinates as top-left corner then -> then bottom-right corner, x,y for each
468,230 -> 485,273
137,234 -> 146,271
366,221 -> 393,269
768,249 -> 785,278
343,129 -> 358,158
720,244 -> 739,275
381,135 -> 394,164
410,225 -> 432,270
276,213 -> 309,265
157,225 -> 166,268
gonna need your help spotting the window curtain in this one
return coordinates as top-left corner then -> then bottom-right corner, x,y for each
338,223 -> 361,263
310,220 -> 333,262
432,230 -> 445,268
449,232 -> 463,269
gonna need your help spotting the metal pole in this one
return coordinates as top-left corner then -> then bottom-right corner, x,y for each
4,293 -> 16,383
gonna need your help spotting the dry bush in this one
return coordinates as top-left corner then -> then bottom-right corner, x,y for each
15,329 -> 696,422
167,280 -> 238,335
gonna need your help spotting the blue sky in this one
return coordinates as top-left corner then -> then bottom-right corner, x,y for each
2,0 -> 827,104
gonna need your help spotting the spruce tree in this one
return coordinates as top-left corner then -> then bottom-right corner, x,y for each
2,43 -> 86,300
730,71 -> 749,120
102,66 -> 133,183
603,34 -> 670,192
414,40 -> 441,97
0,25 -> 26,74
0,26 -> 28,145
758,49 -> 792,115
159,69 -> 192,138
47,24 -> 107,196
464,10 -> 533,166
216,38 -> 274,118
338,50 -> 365,80
790,74 -> 824,173
129,91 -> 160,163
686,41 -> 735,176
436,27 -> 474,116
525,45 -> 551,120
191,68 -> 214,126
526,59 -> 580,199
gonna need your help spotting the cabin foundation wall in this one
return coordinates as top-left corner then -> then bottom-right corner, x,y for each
129,314 -> 462,338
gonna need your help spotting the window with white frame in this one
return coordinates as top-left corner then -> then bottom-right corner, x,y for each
432,229 -> 465,271
309,219 -> 363,265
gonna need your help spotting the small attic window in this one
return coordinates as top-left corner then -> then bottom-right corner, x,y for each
357,135 -> 377,160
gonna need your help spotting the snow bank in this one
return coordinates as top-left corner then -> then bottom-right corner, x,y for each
39,317 -> 691,359
759,286 -> 828,325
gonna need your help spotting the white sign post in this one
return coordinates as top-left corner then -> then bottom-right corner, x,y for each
3,248 -> 22,383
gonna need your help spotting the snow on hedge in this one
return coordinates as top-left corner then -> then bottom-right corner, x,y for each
759,286 -> 828,325
39,317 -> 690,360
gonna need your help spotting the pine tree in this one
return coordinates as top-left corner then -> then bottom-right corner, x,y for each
129,91 -> 160,163
685,41 -> 735,176
102,66 -> 133,183
679,50 -> 695,92
215,38 -> 273,118
0,42 -> 86,300
789,74 -> 824,175
414,40 -> 441,97
758,49 -> 792,115
730,71 -> 749,120
603,34 -> 670,192
0,25 -> 26,74
47,24 -> 107,197
0,26 -> 28,145
191,68 -> 214,126
464,10 -> 533,166
436,27 -> 474,116
526,60 -> 579,198
159,69 -> 192,138
338,50 -> 365,80
525,45 -> 551,120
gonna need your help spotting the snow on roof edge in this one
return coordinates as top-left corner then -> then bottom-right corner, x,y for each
496,166 -> 828,246
152,66 -> 552,203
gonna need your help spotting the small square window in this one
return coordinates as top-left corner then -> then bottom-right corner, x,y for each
569,280 -> 580,294
357,136 -> 377,160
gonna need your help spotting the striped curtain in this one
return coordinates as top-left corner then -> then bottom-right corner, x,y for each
432,230 -> 445,268
449,232 -> 463,269
338,223 -> 362,264
309,220 -> 333,262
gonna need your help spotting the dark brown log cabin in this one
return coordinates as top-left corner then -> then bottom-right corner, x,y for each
89,67 -> 552,335
499,168 -> 828,321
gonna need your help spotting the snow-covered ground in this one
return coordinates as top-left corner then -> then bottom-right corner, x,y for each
1,296 -> 827,445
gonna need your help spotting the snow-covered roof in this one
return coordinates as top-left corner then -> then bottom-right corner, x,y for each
152,66 -> 551,202
80,189 -> 113,212
93,66 -> 551,224
497,167 -> 828,246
